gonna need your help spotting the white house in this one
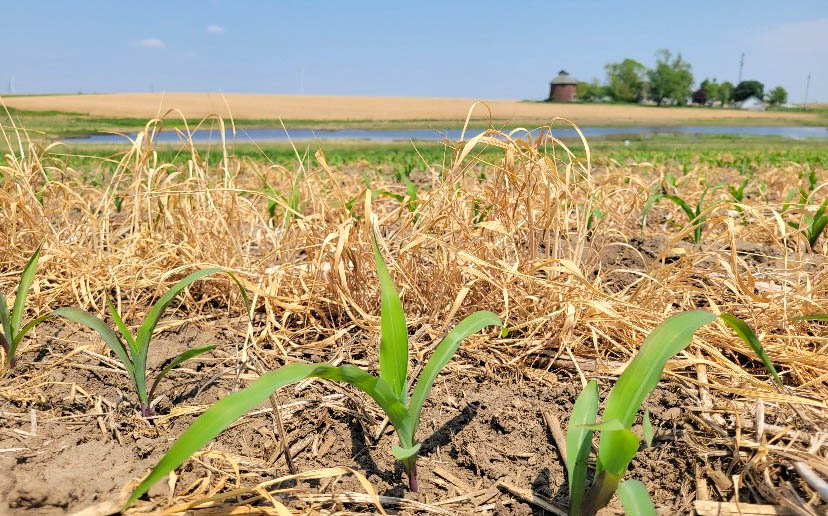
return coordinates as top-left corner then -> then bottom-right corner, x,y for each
737,96 -> 765,111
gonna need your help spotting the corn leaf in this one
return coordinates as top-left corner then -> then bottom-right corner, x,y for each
598,428 -> 639,476
617,479 -> 657,516
106,295 -> 137,356
147,344 -> 216,401
11,313 -> 55,350
372,239 -> 409,400
126,362 -> 410,508
598,310 -> 715,474
640,192 -> 664,225
0,295 -> 12,357
133,268 -> 226,406
642,409 -> 654,448
661,194 -> 696,223
791,313 -> 828,321
565,379 -> 598,516
54,308 -> 135,380
11,243 -> 42,336
719,313 -> 782,386
581,471 -> 622,516
408,311 -> 501,436
391,442 -> 421,461
581,419 -> 626,432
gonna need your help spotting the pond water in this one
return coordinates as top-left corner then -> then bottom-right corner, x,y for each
62,125 -> 828,144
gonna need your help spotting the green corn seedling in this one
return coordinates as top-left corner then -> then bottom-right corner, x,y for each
566,310 -> 780,516
801,198 -> 828,249
1,243 -> 50,376
54,268 -> 249,417
642,187 -> 714,244
784,197 -> 828,250
728,178 -> 749,223
124,239 -> 502,507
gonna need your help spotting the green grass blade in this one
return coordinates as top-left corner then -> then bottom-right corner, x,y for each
790,313 -> 828,321
11,243 -> 42,336
719,314 -> 782,387
598,310 -> 715,474
642,409 -> 654,448
125,362 -> 410,508
372,238 -> 409,400
408,311 -> 501,437
106,295 -> 137,356
617,480 -> 657,516
54,308 -> 135,381
565,379 -> 598,516
147,344 -> 217,402
133,268 -> 225,405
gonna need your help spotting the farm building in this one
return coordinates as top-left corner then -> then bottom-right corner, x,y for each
737,96 -> 766,111
548,70 -> 577,101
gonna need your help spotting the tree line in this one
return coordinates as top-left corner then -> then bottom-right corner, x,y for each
573,49 -> 788,107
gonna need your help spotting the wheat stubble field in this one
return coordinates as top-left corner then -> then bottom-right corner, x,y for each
1,98 -> 827,516
3,92 -> 822,126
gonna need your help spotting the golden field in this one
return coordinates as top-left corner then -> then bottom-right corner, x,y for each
3,92 -> 820,125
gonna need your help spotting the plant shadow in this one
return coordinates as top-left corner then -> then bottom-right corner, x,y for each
348,401 -> 481,501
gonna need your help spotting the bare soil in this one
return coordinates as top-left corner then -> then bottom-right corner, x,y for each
1,317 -> 701,515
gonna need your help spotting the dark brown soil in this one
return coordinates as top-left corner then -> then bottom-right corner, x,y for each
0,315 -> 707,515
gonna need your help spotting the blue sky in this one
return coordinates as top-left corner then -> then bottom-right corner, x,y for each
3,1 -> 826,102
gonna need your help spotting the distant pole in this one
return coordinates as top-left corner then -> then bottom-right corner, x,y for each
9,76 -> 14,94
737,53 -> 744,84
804,73 -> 811,110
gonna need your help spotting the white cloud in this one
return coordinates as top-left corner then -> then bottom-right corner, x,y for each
206,25 -> 224,34
136,38 -> 165,48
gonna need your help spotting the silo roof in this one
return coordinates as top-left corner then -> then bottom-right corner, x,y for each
551,70 -> 577,85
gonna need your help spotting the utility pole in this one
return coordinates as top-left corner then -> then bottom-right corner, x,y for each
737,53 -> 744,84
804,73 -> 811,110
8,76 -> 14,94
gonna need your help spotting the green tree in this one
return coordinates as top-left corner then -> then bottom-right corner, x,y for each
647,49 -> 694,106
733,80 -> 764,102
718,81 -> 734,105
605,59 -> 647,103
576,78 -> 605,102
768,86 -> 788,106
699,78 -> 720,104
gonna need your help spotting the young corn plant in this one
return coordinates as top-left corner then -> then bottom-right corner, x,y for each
799,198 -> 828,250
727,178 -> 749,224
54,268 -> 249,417
642,187 -> 715,244
124,239 -> 502,507
565,310 -> 780,516
0,244 -> 50,376
783,195 -> 828,250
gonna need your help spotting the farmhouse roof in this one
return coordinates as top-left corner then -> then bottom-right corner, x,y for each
550,70 -> 577,85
